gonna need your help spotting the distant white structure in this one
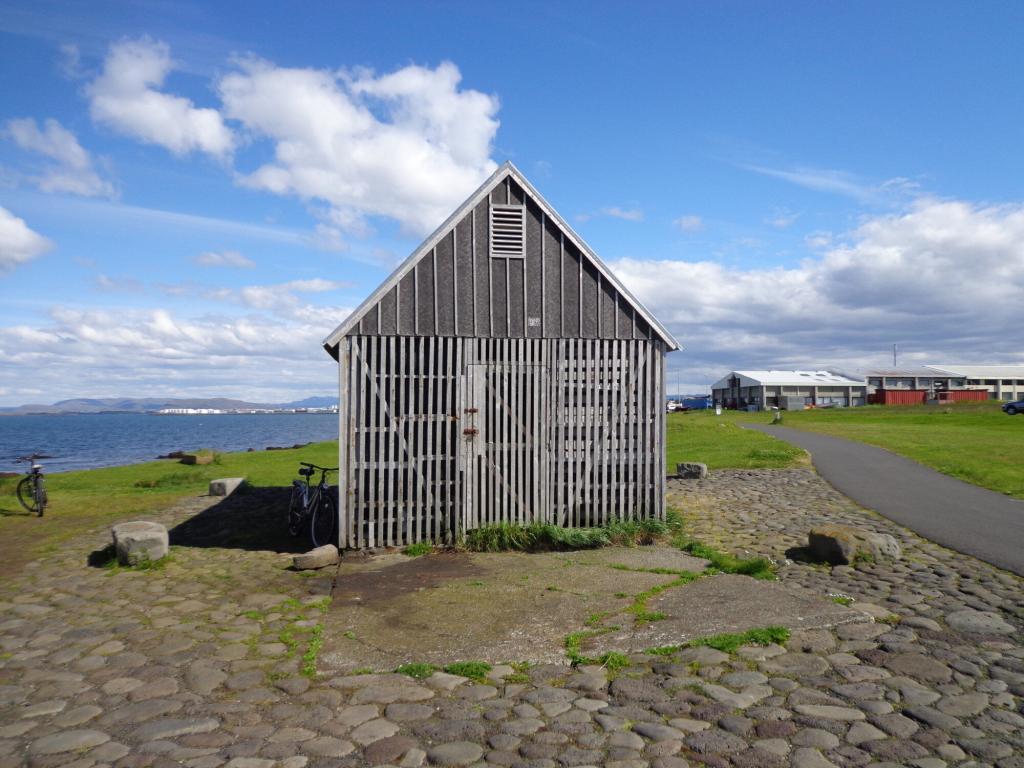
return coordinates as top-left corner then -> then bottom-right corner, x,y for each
925,365 -> 1024,401
157,408 -> 225,415
711,370 -> 867,410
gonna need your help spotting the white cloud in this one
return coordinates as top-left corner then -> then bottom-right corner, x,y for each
87,37 -> 234,157
0,207 -> 52,273
200,278 -> 349,312
4,117 -> 115,197
193,250 -> 254,268
0,304 -> 352,404
218,57 -> 498,235
615,198 -> 1024,387
673,215 -> 703,232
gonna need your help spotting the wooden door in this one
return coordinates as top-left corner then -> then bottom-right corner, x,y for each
462,362 -> 548,533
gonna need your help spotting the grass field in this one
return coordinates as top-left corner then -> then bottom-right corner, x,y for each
0,441 -> 338,571
665,410 -> 806,470
736,401 -> 1024,499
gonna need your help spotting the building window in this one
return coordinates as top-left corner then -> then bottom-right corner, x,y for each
490,204 -> 525,258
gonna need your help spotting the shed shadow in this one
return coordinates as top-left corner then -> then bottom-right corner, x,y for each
168,486 -> 321,554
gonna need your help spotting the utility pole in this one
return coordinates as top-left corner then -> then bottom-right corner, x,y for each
893,344 -> 898,367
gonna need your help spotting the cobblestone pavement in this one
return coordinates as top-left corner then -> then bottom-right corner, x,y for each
1,469 -> 1022,768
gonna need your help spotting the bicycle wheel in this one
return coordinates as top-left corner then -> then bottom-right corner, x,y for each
16,476 -> 39,514
287,482 -> 304,536
310,489 -> 337,548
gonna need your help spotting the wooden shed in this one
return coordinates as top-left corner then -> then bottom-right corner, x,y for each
323,162 -> 680,549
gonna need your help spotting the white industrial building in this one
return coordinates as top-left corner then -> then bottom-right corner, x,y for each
925,365 -> 1024,401
711,370 -> 867,410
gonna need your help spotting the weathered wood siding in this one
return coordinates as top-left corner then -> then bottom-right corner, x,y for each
355,177 -> 657,343
337,335 -> 665,548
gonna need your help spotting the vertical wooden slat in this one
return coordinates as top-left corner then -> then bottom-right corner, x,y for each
377,337 -> 387,547
387,335 -> 397,547
358,337 -> 369,548
432,247 -> 439,334
452,230 -> 458,334
426,336 -> 436,543
540,212 -> 546,336
416,337 -> 427,541
471,207 -> 478,337
399,335 -> 411,548
414,263 -> 420,336
338,339 -> 349,548
453,337 -> 463,542
600,338 -> 608,524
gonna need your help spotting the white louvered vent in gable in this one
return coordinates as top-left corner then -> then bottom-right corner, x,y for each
490,204 -> 525,258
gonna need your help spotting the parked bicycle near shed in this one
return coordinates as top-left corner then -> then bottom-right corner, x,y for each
15,454 -> 48,516
287,462 -> 338,547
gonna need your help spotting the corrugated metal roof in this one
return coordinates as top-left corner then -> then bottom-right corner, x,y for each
926,364 -> 1024,379
712,370 -> 865,388
863,368 -> 950,377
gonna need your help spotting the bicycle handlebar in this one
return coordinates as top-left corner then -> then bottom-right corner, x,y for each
16,454 -> 45,463
299,462 -> 338,472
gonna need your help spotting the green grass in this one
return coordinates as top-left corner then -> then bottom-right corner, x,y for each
738,401 -> 1024,498
666,411 -> 806,470
0,440 -> 338,573
396,662 -> 439,679
675,538 -> 776,580
401,541 -> 433,557
646,625 -> 791,657
443,661 -> 492,681
462,516 -> 675,553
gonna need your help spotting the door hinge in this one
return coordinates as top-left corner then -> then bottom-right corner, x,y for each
462,428 -> 479,436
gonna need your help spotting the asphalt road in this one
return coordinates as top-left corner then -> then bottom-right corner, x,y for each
745,423 -> 1024,576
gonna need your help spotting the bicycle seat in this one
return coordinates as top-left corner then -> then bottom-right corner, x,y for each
299,467 -> 314,477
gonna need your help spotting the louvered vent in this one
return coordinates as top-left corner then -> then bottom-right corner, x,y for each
490,204 -> 525,258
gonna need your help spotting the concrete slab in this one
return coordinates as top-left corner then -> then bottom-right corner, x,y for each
318,545 -> 861,672
321,548 -> 685,671
590,574 -> 868,655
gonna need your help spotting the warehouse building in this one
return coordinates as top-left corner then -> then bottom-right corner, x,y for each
711,370 -> 867,410
925,365 -> 1024,401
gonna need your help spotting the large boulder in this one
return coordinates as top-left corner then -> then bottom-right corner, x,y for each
112,521 -> 169,566
293,544 -> 339,570
675,462 -> 709,479
808,524 -> 901,565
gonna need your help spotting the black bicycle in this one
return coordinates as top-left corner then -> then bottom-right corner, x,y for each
15,455 -> 47,516
287,462 -> 338,547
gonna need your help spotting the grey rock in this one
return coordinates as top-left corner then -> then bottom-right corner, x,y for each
884,653 -> 952,683
426,740 -> 484,765
111,521 -> 169,565
633,722 -> 685,741
846,721 -> 887,744
793,728 -> 840,749
209,477 -> 245,496
793,704 -> 865,721
29,729 -> 110,755
676,462 -> 708,479
351,718 -> 400,745
808,524 -> 901,565
903,705 -> 962,731
303,736 -> 355,757
132,717 -> 220,741
293,544 -> 339,570
946,610 -> 1015,635
685,728 -> 747,754
791,747 -> 839,768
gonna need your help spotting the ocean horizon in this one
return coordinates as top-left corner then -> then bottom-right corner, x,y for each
0,412 -> 338,474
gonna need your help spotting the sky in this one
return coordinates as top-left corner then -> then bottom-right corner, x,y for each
1,1 -> 1023,404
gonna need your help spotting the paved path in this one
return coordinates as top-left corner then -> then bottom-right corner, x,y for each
746,423 -> 1024,576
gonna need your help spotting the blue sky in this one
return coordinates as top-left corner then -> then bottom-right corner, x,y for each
1,1 -> 1023,404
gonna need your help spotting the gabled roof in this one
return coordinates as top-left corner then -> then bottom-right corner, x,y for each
323,161 -> 680,355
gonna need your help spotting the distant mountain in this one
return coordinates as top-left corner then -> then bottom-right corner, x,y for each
0,396 -> 339,416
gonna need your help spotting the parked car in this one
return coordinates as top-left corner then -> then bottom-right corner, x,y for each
1002,399 -> 1024,415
